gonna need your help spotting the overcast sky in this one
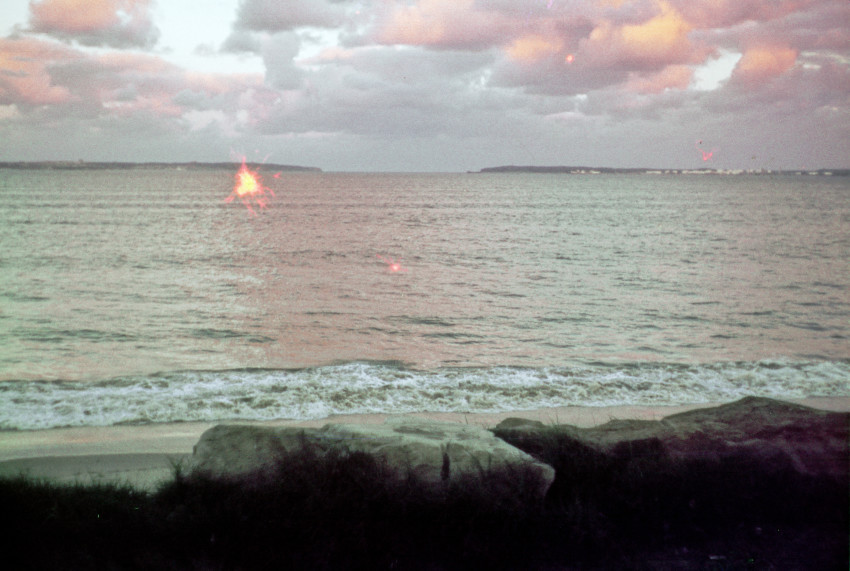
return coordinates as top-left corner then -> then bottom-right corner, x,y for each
1,0 -> 848,172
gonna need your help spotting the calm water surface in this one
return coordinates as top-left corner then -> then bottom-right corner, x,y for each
1,169 -> 848,428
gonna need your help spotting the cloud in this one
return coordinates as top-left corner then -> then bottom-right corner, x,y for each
222,30 -> 264,54
400,0 -> 710,99
672,0 -> 821,29
1,0 -> 848,170
625,64 -> 693,93
713,47 -> 849,116
232,0 -> 349,32
261,33 -> 304,89
731,45 -> 798,85
0,32 -> 267,131
251,45 -> 525,141
28,0 -> 160,48
580,1 -> 705,69
374,0 -> 510,50
0,36 -> 78,106
506,34 -> 564,63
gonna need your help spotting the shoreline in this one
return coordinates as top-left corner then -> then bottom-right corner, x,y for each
2,396 -> 848,489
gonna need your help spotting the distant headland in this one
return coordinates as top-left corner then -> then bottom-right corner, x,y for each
0,161 -> 322,172
476,165 -> 849,176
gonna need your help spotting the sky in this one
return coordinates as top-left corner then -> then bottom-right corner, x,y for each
0,0 -> 848,172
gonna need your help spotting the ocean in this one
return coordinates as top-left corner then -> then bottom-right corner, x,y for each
1,168 -> 848,430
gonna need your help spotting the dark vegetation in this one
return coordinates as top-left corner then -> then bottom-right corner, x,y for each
1,428 -> 846,570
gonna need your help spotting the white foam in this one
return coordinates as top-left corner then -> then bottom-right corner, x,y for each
1,360 -> 848,430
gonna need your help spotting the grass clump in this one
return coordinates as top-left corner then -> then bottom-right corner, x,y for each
0,476 -> 157,570
154,446 -> 549,569
1,432 -> 847,569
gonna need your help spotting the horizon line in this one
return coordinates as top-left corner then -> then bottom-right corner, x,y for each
1,160 -> 848,175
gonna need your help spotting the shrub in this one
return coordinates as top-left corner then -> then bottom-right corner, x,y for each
1,432 -> 846,569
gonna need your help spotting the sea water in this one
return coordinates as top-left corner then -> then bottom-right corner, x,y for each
1,169 -> 848,429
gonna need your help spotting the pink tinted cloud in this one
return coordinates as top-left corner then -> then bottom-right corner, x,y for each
373,0 -> 706,69
0,34 -> 264,123
370,0 -> 840,86
505,34 -> 564,62
671,0 -> 822,29
701,47 -> 849,155
624,64 -> 693,93
29,0 -> 159,48
375,0 -> 510,50
30,0 -> 119,33
731,45 -> 799,85
88,53 -> 183,116
719,1 -> 850,53
86,53 -> 266,118
0,37 -> 78,105
579,1 -> 707,69
371,0 -> 711,98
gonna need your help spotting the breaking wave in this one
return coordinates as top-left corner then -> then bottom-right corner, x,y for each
2,360 -> 848,430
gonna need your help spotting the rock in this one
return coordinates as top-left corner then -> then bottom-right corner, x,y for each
190,418 -> 556,497
189,424 -> 322,478
495,397 -> 849,480
494,417 -> 546,432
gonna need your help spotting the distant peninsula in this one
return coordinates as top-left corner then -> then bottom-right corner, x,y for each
0,161 -> 322,172
476,165 -> 848,176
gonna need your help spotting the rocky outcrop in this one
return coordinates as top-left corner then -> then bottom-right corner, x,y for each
189,397 -> 847,502
190,417 -> 556,497
495,396 -> 849,480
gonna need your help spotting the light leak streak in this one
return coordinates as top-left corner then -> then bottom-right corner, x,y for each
696,140 -> 715,162
225,158 -> 275,215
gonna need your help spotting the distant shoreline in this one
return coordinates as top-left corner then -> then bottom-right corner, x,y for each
476,165 -> 849,176
2,162 -> 847,175
0,161 -> 322,172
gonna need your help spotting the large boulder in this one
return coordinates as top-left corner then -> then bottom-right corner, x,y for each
495,396 -> 849,480
190,417 -> 556,497
189,424 -> 320,478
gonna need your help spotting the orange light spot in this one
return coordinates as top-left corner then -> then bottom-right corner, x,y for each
225,158 -> 275,215
236,168 -> 258,197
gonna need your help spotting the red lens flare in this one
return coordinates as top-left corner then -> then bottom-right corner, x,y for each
695,140 -> 716,162
377,255 -> 407,273
225,158 -> 275,215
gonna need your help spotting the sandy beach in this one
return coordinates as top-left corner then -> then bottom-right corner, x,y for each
2,397 -> 848,490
